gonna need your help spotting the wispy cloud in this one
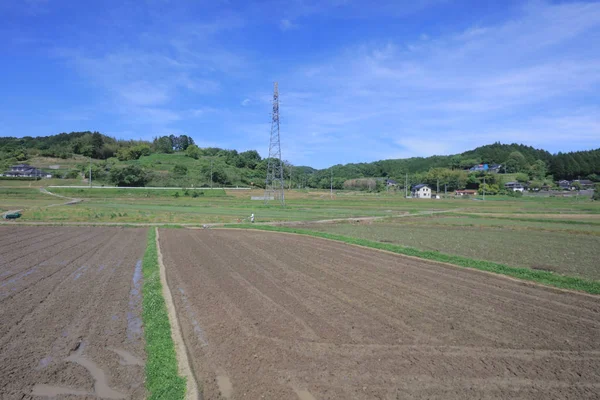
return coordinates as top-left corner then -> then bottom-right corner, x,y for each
12,0 -> 599,167
279,19 -> 298,31
262,1 -> 600,166
53,14 -> 248,136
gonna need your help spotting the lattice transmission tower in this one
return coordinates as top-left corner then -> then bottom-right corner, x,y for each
264,82 -> 285,206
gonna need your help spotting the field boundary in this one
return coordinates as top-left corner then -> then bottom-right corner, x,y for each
155,228 -> 200,400
141,228 -> 189,399
221,224 -> 600,296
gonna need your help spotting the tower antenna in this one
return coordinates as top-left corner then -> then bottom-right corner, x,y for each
264,82 -> 285,206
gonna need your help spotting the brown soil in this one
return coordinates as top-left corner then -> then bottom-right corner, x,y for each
0,226 -> 148,399
159,229 -> 600,400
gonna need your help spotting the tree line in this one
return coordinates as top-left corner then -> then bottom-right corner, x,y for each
0,133 -> 598,189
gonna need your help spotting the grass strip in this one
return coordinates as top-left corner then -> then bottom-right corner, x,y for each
226,224 -> 600,295
451,213 -> 600,225
142,228 -> 187,399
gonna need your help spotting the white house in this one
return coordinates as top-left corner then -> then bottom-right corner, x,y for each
411,184 -> 431,198
504,181 -> 524,192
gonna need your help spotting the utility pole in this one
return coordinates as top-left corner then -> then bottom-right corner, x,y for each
445,183 -> 447,196
437,179 -> 439,196
482,176 -> 486,200
405,173 -> 408,198
210,159 -> 213,189
89,156 -> 92,188
330,169 -> 333,199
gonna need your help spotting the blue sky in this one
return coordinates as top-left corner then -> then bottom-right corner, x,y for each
1,0 -> 599,168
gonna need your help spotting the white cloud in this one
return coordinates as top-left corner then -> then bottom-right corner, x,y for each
279,19 -> 298,31
241,98 -> 251,106
265,1 -> 600,166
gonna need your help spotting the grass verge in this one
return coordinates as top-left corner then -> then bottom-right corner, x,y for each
226,224 -> 600,295
142,228 -> 187,399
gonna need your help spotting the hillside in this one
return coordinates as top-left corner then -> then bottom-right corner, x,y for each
0,132 -> 598,190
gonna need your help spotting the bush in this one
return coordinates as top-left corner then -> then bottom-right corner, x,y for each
65,169 -> 80,179
109,165 -> 150,187
506,190 -> 523,198
173,164 -> 188,176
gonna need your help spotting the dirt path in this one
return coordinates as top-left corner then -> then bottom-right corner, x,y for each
159,229 -> 600,400
39,187 -> 83,206
0,226 -> 148,399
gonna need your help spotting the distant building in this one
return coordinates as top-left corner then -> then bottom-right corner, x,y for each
504,181 -> 524,192
469,164 -> 502,173
488,164 -> 502,173
411,184 -> 431,198
386,179 -> 398,187
558,180 -> 570,190
1,164 -> 52,178
469,164 -> 489,172
455,189 -> 478,196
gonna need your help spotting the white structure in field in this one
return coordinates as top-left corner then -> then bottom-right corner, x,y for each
411,184 -> 431,198
504,181 -> 525,192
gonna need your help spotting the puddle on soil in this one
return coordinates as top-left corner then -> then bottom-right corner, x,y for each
1,267 -> 38,288
108,348 -> 144,366
294,388 -> 317,400
216,372 -> 233,399
178,287 -> 208,346
73,265 -> 90,281
31,384 -> 90,397
36,356 -> 52,370
65,343 -> 126,399
126,260 -> 143,341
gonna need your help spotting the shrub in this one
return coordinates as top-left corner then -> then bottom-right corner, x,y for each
109,165 -> 150,187
593,184 -> 600,201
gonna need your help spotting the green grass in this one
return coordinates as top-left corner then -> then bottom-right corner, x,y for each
300,218 -> 600,280
226,224 -> 600,295
141,228 -> 186,400
7,187 -> 600,225
454,213 -> 600,225
50,187 -> 227,198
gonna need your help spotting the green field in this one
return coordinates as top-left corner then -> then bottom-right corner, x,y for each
301,215 -> 600,280
1,185 -> 599,285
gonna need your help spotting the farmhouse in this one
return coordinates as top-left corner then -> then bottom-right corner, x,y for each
455,189 -> 478,196
504,181 -> 524,192
558,180 -> 571,190
386,179 -> 397,187
469,163 -> 503,173
411,184 -> 431,198
1,164 -> 52,178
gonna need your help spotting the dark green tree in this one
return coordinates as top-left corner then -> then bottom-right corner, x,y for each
109,165 -> 150,187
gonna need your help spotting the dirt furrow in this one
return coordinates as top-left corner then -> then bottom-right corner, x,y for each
160,229 -> 600,400
0,227 -> 147,400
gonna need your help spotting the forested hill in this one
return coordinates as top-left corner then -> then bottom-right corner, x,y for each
0,132 -> 598,188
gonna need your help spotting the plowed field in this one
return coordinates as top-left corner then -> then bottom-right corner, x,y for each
160,229 -> 600,400
0,226 -> 148,399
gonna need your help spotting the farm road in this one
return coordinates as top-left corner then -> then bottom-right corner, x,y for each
160,229 -> 600,400
0,226 -> 147,399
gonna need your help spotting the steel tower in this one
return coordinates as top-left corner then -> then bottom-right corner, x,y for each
264,82 -> 285,206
